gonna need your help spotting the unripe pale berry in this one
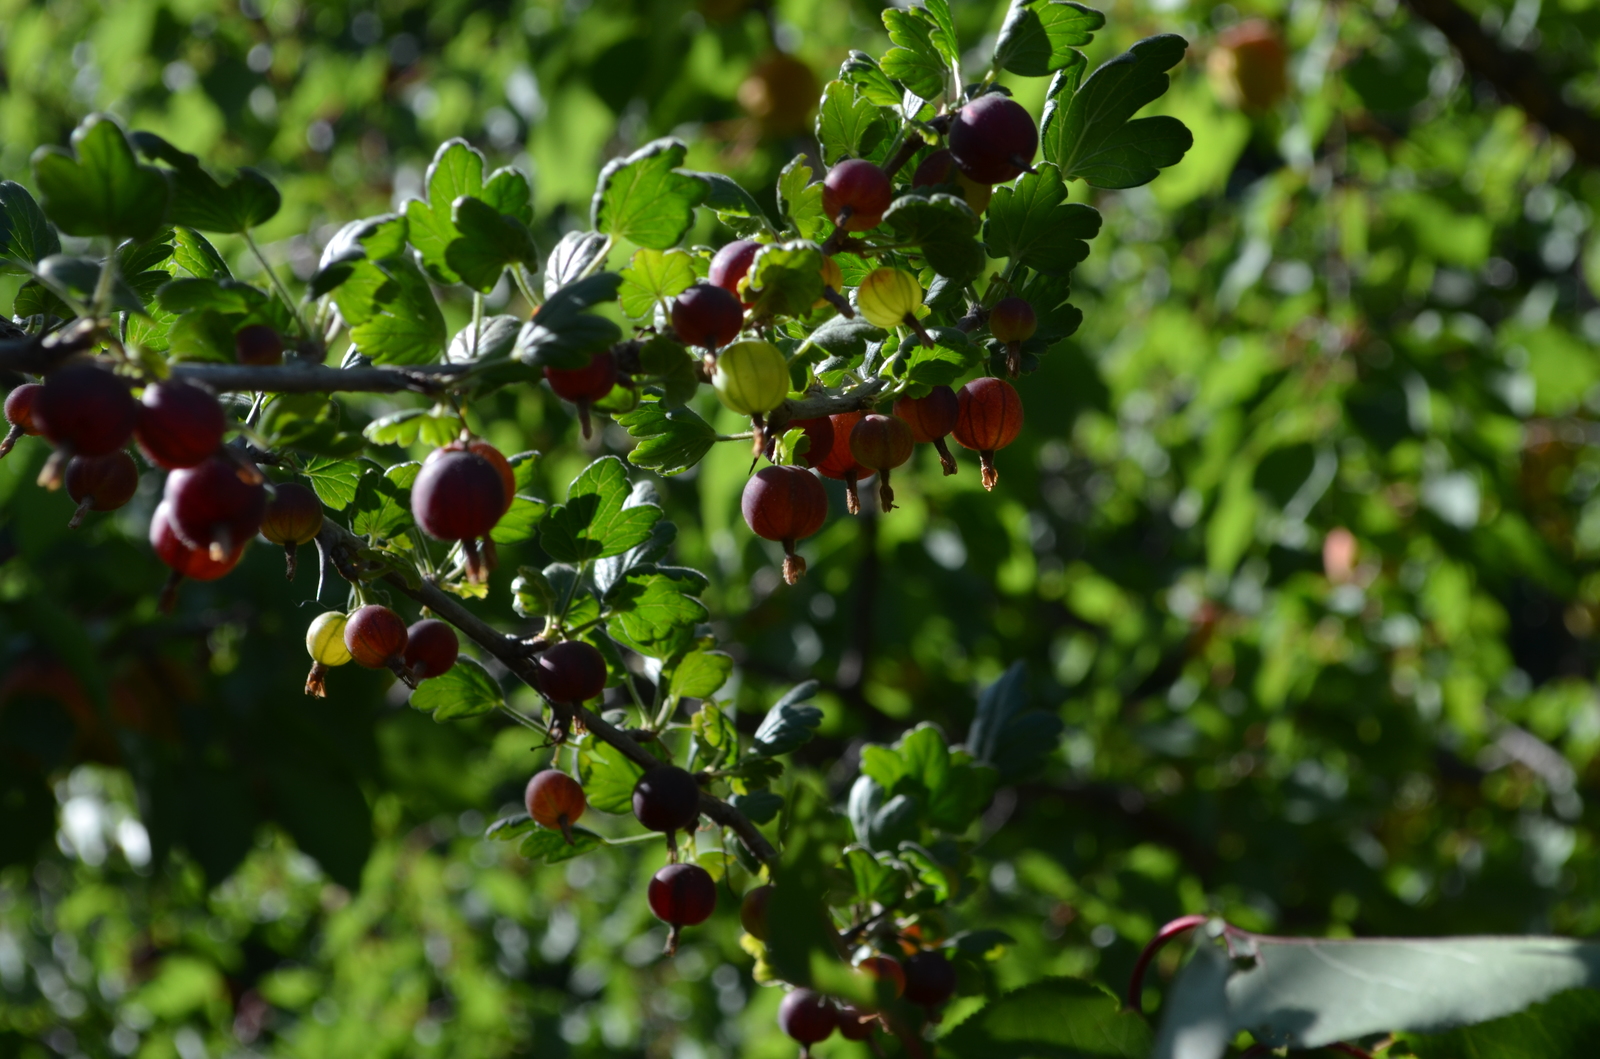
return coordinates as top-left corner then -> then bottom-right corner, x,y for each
64,451 -> 139,529
343,604 -> 413,685
893,385 -> 960,475
1,383 -> 44,459
948,94 -> 1039,185
135,379 -> 226,470
849,413 -> 914,513
857,269 -> 933,347
403,619 -> 459,681
545,351 -> 618,440
304,611 -> 352,697
261,482 -> 324,580
822,159 -> 893,232
525,770 -> 587,843
713,340 -> 790,416
648,862 -> 717,955
536,639 -> 608,704
709,239 -> 763,304
632,765 -> 701,835
742,465 -> 829,584
672,284 -> 745,350
953,377 -> 1024,491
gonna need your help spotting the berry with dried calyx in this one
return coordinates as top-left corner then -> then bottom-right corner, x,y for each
672,284 -> 745,350
343,604 -> 414,686
1209,19 -> 1288,113
632,765 -> 701,835
33,364 -> 138,488
304,611 -> 352,697
536,639 -> 608,705
823,159 -> 893,232
411,442 -> 507,583
134,379 -> 226,470
234,324 -> 284,366
893,385 -> 960,475
948,93 -> 1038,185
149,501 -> 245,613
739,884 -> 772,940
1,383 -> 43,459
953,377 -> 1024,490
261,482 -> 323,580
65,451 -> 139,529
649,862 -> 717,955
858,268 -> 933,348
713,339 -> 790,455
789,416 -> 835,469
812,410 -> 873,515
911,148 -> 993,214
742,465 -> 828,584
164,453 -> 268,562
988,296 -> 1037,378
902,950 -> 958,1009
544,350 -> 618,440
849,413 -> 914,513
778,989 -> 837,1058
404,619 -> 459,681
709,239 -> 763,304
524,769 -> 587,844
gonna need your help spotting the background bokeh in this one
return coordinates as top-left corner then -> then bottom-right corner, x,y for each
7,0 -> 1600,1055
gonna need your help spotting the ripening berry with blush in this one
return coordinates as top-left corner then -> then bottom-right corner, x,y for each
742,465 -> 828,584
149,501 -> 245,613
823,159 -> 893,232
988,297 -> 1037,378
261,482 -> 323,580
64,451 -> 139,529
134,379 -> 226,470
343,604 -> 413,685
33,365 -> 138,488
632,765 -> 702,835
857,268 -> 933,348
849,413 -> 914,513
709,239 -> 763,304
234,324 -> 284,366
893,385 -> 960,476
714,339 -> 790,456
740,884 -> 772,940
778,989 -> 838,1058
536,639 -> 608,705
524,770 -> 587,843
953,377 -> 1023,491
672,284 -> 745,350
545,351 -> 618,440
649,862 -> 717,955
403,619 -> 459,681
164,453 -> 268,562
303,611 -> 352,697
911,148 -> 994,214
812,410 -> 873,515
411,442 -> 507,583
948,94 -> 1039,185
467,440 -> 517,516
1,383 -> 43,459
902,950 -> 958,1009
813,255 -> 851,315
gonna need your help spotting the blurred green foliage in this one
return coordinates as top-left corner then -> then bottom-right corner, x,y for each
8,0 -> 1600,1056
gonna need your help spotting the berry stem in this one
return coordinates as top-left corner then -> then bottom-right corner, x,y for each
821,286 -> 855,318
68,498 -> 93,530
0,424 -> 21,458
244,229 -> 311,340
902,313 -> 934,349
877,470 -> 895,513
933,438 -> 958,476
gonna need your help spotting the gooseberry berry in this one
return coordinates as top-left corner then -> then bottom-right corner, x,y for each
952,377 -> 1024,491
892,385 -> 960,476
672,284 -> 745,350
813,256 -> 852,316
343,603 -> 413,685
536,639 -> 608,705
411,442 -> 507,583
544,351 -> 618,440
261,482 -> 324,580
234,324 -> 284,366
778,989 -> 837,1057
33,364 -> 138,487
737,52 -> 820,137
524,769 -> 587,844
858,954 -> 907,999
467,440 -> 517,516
709,239 -> 762,304
789,416 -> 835,469
1,383 -> 43,459
849,413 -> 914,513
649,862 -> 717,955
164,453 -> 268,562
911,148 -> 994,214
713,339 -> 790,454
149,501 -> 245,613
1208,19 -> 1288,113
857,268 -> 933,347
811,410 -> 873,515
739,884 -> 772,940
404,619 -> 459,681
948,93 -> 1038,185
742,465 -> 829,584
823,159 -> 893,232
64,451 -> 139,529
303,611 -> 352,698
836,1003 -> 875,1041
134,379 -> 226,470
632,765 -> 701,835
902,950 -> 958,1009
988,296 -> 1037,378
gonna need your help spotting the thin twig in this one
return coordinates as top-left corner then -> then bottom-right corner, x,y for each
170,361 -> 473,394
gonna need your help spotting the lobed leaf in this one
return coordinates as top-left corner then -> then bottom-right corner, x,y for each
539,456 -> 664,563
32,116 -> 171,241
591,138 -> 706,250
992,0 -> 1104,79
409,657 -> 504,721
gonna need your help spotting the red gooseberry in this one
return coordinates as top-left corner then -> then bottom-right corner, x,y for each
411,442 -> 507,583
1,383 -> 43,459
739,884 -> 772,941
849,413 -> 914,513
134,379 -> 226,470
403,618 -> 459,682
741,465 -> 828,585
164,453 -> 268,562
632,765 -> 701,835
709,239 -> 762,305
893,385 -> 960,476
524,769 -> 587,844
32,364 -> 139,489
988,297 -> 1038,378
810,410 -> 874,515
536,639 -> 608,705
64,451 -> 139,529
778,989 -> 837,1057
544,350 -> 618,440
648,862 -> 717,955
234,324 -> 284,366
822,159 -> 893,232
149,501 -> 245,613
342,604 -> 413,685
672,284 -> 745,350
789,416 -> 834,469
902,950 -> 958,1009
948,94 -> 1039,185
260,481 -> 324,580
952,377 -> 1024,491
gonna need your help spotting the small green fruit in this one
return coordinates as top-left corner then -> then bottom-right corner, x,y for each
304,611 -> 353,698
713,340 -> 790,416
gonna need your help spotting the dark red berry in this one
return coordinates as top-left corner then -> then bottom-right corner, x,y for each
849,413 -> 914,513
467,440 -> 517,517
234,324 -> 284,366
33,364 -> 138,467
632,765 -> 701,835
65,451 -> 139,529
149,501 -> 244,613
134,379 -> 226,470
261,481 -> 324,580
902,950 -> 957,1008
811,410 -> 872,515
411,442 -> 506,583
1,383 -> 43,459
342,604 -> 412,684
672,284 -> 745,350
778,989 -> 837,1056
740,884 -> 772,941
893,385 -> 960,475
403,619 -> 459,681
742,466 -> 828,584
948,94 -> 1039,185
164,453 -> 268,562
536,639 -> 608,704
544,351 -> 618,440
858,955 -> 906,998
789,416 -> 834,468
952,378 -> 1024,491
525,770 -> 587,843
648,862 -> 717,955
989,297 -> 1038,378
822,160 -> 893,232
910,148 -> 994,213
837,1003 -> 875,1041
709,239 -> 762,305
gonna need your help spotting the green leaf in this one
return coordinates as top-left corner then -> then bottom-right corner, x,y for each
992,0 -> 1104,79
0,181 -> 61,275
511,566 -> 558,620
545,230 -> 610,296
481,166 -> 534,226
767,783 -> 852,989
691,170 -> 775,238
386,462 -> 421,490
31,116 -> 171,241
405,139 -> 487,284
513,273 -> 623,370
156,277 -> 269,315
577,736 -> 645,814
777,155 -> 827,241
312,213 -> 410,297
34,255 -> 147,315
301,457 -> 364,511
350,469 -> 410,539
129,131 -> 281,234
670,649 -> 734,700
618,248 -> 697,319
752,682 -> 823,757
745,243 -> 824,319
903,326 -> 982,387
1040,34 -> 1193,189
879,193 -> 985,283
171,226 -> 230,280
593,492 -> 675,596
591,138 -> 706,251
606,570 -> 708,659
509,451 -> 541,495
840,51 -> 905,109
445,196 -> 538,294
882,6 -> 953,103
619,403 -> 718,476
489,495 -> 549,545
1405,989 -> 1600,1059
688,701 -> 738,771
964,662 -> 1063,777
539,456 -> 664,562
940,978 -> 1152,1059
408,657 -> 504,721
983,163 -> 1102,275
816,81 -> 894,166
842,848 -> 904,906
728,790 -> 783,825
335,256 -> 448,365
519,826 -> 605,864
